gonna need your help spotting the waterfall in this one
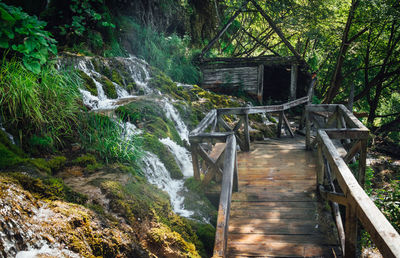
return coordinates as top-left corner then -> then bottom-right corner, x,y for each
161,99 -> 189,143
67,55 -> 197,217
141,152 -> 193,217
160,138 -> 193,178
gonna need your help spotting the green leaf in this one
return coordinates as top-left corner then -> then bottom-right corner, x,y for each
0,6 -> 15,23
23,57 -> 41,74
0,38 -> 9,48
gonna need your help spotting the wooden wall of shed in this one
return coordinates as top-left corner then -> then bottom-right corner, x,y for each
202,66 -> 259,96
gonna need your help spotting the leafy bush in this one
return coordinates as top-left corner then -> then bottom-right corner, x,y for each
0,2 -> 57,73
116,16 -> 200,84
0,59 -> 81,150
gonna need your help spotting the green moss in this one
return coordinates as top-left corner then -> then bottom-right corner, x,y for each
0,142 -> 24,169
9,172 -> 87,204
111,70 -> 124,85
47,156 -> 67,173
78,70 -> 98,96
30,158 -> 51,174
0,130 -> 25,157
148,224 -> 200,258
100,76 -> 118,99
188,221 -> 216,257
116,100 -> 182,145
72,154 -> 97,166
143,133 -> 183,179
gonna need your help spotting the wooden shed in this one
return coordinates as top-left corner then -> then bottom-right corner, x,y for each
199,56 -> 310,104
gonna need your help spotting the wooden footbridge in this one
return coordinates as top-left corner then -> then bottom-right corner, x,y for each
189,95 -> 400,257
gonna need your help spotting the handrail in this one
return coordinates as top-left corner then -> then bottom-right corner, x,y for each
213,134 -> 237,257
306,104 -> 400,257
189,97 -> 311,257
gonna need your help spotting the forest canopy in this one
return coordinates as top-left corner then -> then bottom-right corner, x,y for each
0,0 -> 399,143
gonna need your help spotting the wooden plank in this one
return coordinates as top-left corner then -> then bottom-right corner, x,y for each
338,104 -> 368,130
228,233 -> 337,245
189,132 -> 231,143
213,135 -> 236,257
324,128 -> 369,139
257,64 -> 264,104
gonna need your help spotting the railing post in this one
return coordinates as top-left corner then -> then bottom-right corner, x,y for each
316,141 -> 325,186
345,203 -> 357,257
305,105 -> 311,150
243,113 -> 250,152
190,143 -> 201,180
359,139 -> 367,188
233,150 -> 239,192
277,111 -> 283,138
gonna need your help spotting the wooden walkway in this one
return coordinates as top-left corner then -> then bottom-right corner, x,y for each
227,137 -> 340,257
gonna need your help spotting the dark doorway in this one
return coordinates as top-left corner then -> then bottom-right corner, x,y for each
263,65 -> 291,103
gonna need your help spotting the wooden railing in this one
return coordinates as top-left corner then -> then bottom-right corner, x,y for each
189,97 -> 309,257
306,104 -> 400,257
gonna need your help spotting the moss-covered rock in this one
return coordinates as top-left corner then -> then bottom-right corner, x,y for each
116,100 -> 182,145
78,70 -> 98,96
143,133 -> 183,179
100,76 -> 118,99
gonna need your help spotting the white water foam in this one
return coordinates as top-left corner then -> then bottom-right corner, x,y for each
162,99 -> 189,142
160,138 -> 193,178
15,244 -> 80,258
141,151 -> 193,217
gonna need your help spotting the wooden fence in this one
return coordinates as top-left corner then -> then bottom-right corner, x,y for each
189,97 -> 309,257
306,104 -> 400,257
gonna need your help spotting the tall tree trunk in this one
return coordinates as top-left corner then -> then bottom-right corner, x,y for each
323,0 -> 360,103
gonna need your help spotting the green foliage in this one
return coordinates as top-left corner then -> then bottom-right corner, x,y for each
0,2 -> 57,73
115,16 -> 200,83
373,180 -> 400,232
0,59 -> 81,151
77,113 -> 143,165
59,0 -> 115,37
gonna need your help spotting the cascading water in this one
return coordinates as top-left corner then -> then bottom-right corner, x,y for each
161,99 -> 189,143
67,55 -> 196,217
141,151 -> 193,217
160,138 -> 193,178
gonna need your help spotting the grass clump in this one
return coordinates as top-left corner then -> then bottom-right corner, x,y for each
77,113 -> 142,165
0,59 -> 81,151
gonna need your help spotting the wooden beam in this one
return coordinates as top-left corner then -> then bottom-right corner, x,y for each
257,64 -> 264,104
243,114 -> 250,151
191,143 -> 200,180
277,111 -> 283,138
290,64 -> 298,100
200,0 -> 251,58
190,110 -> 217,136
318,130 -> 400,257
282,111 -> 294,137
189,132 -> 232,143
213,134 -> 236,257
324,128 -> 369,140
249,0 -> 304,63
343,141 -> 361,164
